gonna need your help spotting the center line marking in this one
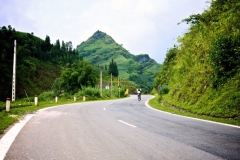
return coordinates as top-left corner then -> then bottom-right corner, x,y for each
118,120 -> 137,128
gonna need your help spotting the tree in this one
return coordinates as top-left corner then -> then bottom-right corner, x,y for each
61,40 -> 66,51
108,59 -> 119,77
105,64 -> 107,70
65,41 -> 73,52
42,35 -> 51,52
58,60 -> 97,93
55,39 -> 61,50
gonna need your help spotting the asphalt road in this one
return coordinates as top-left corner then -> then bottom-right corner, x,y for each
3,95 -> 240,160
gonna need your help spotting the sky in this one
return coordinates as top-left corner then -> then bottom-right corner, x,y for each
0,0 -> 210,64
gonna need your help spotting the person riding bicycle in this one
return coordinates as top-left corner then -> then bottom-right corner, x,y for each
137,88 -> 141,100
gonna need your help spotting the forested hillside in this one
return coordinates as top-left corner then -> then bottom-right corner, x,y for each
0,26 -> 139,101
0,26 -> 79,101
154,0 -> 240,119
77,30 -> 161,92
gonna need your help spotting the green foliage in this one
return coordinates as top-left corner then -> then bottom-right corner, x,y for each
180,14 -> 203,25
108,59 -> 119,77
129,73 -> 153,93
209,34 -> 240,88
38,91 -> 55,101
75,85 -> 128,100
154,46 -> 177,89
75,87 -> 100,99
57,60 -> 97,94
0,111 -> 18,134
161,85 -> 170,95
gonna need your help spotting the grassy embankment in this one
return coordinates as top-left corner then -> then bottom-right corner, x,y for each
149,95 -> 240,126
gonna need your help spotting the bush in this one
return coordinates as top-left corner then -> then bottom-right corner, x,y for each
75,86 -> 127,99
76,87 -> 100,99
209,34 -> 240,88
38,91 -> 55,101
61,92 -> 73,99
159,85 -> 169,95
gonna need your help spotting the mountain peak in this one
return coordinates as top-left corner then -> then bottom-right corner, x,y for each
135,54 -> 150,64
92,30 -> 106,39
81,30 -> 115,45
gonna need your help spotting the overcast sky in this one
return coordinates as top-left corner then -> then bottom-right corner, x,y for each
0,0 -> 209,63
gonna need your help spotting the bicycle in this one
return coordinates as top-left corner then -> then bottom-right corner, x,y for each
137,93 -> 141,101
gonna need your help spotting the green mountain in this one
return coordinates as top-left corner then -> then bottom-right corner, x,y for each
76,30 -> 161,91
154,0 -> 240,119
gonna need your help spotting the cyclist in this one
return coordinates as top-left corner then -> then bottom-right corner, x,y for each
137,88 -> 141,101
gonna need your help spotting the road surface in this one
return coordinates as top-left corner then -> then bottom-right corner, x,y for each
2,95 -> 240,160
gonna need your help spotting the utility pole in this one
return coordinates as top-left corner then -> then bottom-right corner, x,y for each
100,71 -> 102,96
12,40 -> 17,102
111,73 -> 112,97
118,77 -> 120,98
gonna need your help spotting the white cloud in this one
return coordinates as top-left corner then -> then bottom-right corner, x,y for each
0,0 -> 209,63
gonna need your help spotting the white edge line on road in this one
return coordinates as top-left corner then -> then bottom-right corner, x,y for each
145,97 -> 240,129
118,120 -> 137,128
0,114 -> 34,160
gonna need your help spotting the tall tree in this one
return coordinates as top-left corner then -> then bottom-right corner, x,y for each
108,59 -> 119,77
65,41 -> 73,52
105,64 -> 107,70
55,39 -> 61,50
61,40 -> 66,51
42,35 -> 51,52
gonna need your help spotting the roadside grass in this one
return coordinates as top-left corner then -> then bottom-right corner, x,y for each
148,95 -> 240,126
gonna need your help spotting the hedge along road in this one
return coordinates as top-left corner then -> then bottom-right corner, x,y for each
1,95 -> 240,160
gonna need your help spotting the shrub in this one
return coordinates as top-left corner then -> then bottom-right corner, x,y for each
159,85 -> 169,95
76,87 -> 100,99
209,34 -> 240,88
38,91 -> 55,101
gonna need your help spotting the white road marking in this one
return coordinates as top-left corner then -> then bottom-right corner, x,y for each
0,114 -> 34,160
118,120 -> 137,128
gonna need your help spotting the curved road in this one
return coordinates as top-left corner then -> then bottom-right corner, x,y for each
3,95 -> 240,160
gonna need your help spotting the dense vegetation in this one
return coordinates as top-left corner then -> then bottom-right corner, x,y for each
154,0 -> 240,119
55,60 -> 97,94
77,30 -> 161,92
0,25 -> 82,101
